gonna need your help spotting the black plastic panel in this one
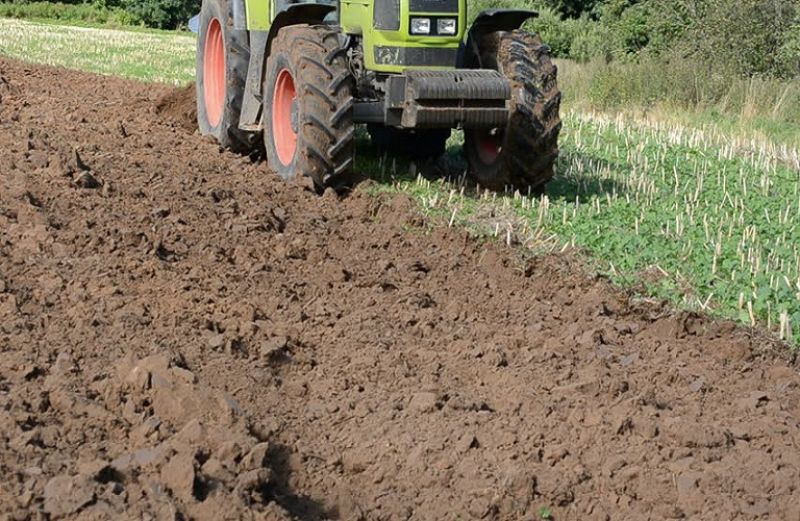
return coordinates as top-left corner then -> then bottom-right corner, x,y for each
374,46 -> 458,67
374,0 -> 401,30
409,0 -> 459,12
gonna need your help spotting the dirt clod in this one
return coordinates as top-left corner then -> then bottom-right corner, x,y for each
160,452 -> 196,502
1,57 -> 800,520
73,170 -> 100,189
155,82 -> 197,131
43,475 -> 94,517
408,391 -> 439,413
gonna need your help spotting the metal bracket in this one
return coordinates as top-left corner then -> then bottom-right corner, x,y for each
239,31 -> 269,131
232,0 -> 247,30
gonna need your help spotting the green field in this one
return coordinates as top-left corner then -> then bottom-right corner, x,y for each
0,18 -> 194,83
1,17 -> 798,344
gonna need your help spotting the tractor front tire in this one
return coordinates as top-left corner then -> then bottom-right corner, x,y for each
367,125 -> 451,161
196,0 -> 256,153
263,25 -> 356,192
464,30 -> 562,192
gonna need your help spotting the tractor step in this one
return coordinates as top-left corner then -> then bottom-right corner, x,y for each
354,69 -> 511,129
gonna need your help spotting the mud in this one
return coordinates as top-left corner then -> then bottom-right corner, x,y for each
1,57 -> 800,520
155,84 -> 197,133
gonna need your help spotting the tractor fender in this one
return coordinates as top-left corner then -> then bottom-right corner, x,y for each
239,3 -> 336,130
266,3 -> 336,55
457,9 -> 538,68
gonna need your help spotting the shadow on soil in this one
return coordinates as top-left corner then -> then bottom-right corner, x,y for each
355,134 -> 629,205
264,444 -> 334,520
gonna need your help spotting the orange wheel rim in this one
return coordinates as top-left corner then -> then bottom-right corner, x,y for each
476,129 -> 502,164
272,68 -> 298,166
203,17 -> 225,127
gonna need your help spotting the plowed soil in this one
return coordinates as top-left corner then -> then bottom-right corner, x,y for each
2,57 -> 800,521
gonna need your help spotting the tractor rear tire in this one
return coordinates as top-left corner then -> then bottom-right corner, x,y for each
464,30 -> 561,192
196,0 -> 257,153
263,25 -> 355,192
367,125 -> 450,160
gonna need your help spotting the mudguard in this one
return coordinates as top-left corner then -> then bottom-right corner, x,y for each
265,3 -> 336,55
456,9 -> 538,68
239,2 -> 336,130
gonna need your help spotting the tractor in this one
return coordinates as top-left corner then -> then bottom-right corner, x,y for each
195,0 -> 561,192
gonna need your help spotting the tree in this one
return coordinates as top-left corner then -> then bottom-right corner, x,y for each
122,0 -> 195,29
544,0 -> 602,18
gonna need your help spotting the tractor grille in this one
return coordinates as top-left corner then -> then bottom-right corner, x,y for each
409,0 -> 458,12
374,46 -> 458,67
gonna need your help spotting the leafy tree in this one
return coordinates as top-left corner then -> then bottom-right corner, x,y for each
543,0 -> 602,18
122,0 -> 194,28
643,0 -> 798,77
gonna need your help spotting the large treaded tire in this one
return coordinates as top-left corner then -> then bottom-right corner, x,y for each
263,25 -> 355,192
196,0 -> 257,153
464,30 -> 562,192
367,125 -> 451,161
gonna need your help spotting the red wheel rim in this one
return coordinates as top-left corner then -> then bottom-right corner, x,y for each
476,129 -> 502,164
272,69 -> 298,166
203,17 -> 225,128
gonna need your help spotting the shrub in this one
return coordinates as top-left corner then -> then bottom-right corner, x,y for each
468,0 -> 606,60
600,0 -> 799,79
775,15 -> 800,78
568,18 -> 612,62
525,5 -> 577,58
121,0 -> 194,29
0,1 -> 134,25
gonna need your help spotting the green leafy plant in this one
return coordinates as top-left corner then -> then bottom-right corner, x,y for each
121,0 -> 193,29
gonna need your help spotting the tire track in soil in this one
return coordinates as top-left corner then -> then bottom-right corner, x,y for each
1,57 -> 800,520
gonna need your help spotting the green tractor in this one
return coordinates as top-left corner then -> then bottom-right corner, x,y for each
195,0 -> 561,192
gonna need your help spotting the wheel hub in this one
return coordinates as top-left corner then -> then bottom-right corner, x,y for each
476,128 -> 503,165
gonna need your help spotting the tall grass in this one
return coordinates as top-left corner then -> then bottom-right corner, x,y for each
557,57 -> 800,147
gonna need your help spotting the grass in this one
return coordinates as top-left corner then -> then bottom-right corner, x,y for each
0,18 -> 195,83
1,17 -> 797,344
367,114 -> 800,343
557,58 -> 800,150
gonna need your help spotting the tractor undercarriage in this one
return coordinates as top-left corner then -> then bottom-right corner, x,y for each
196,0 -> 562,192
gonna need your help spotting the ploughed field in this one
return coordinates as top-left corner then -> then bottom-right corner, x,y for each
1,58 -> 800,520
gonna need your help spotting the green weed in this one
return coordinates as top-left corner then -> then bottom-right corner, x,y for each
376,114 -> 800,345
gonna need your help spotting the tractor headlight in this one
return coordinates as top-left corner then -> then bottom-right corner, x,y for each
410,17 -> 432,35
437,18 -> 457,36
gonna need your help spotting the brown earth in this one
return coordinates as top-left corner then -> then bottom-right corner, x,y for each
1,57 -> 800,521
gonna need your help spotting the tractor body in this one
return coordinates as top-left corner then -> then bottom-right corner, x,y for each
242,0 -> 467,72
196,0 -> 562,192
237,1 -> 521,131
